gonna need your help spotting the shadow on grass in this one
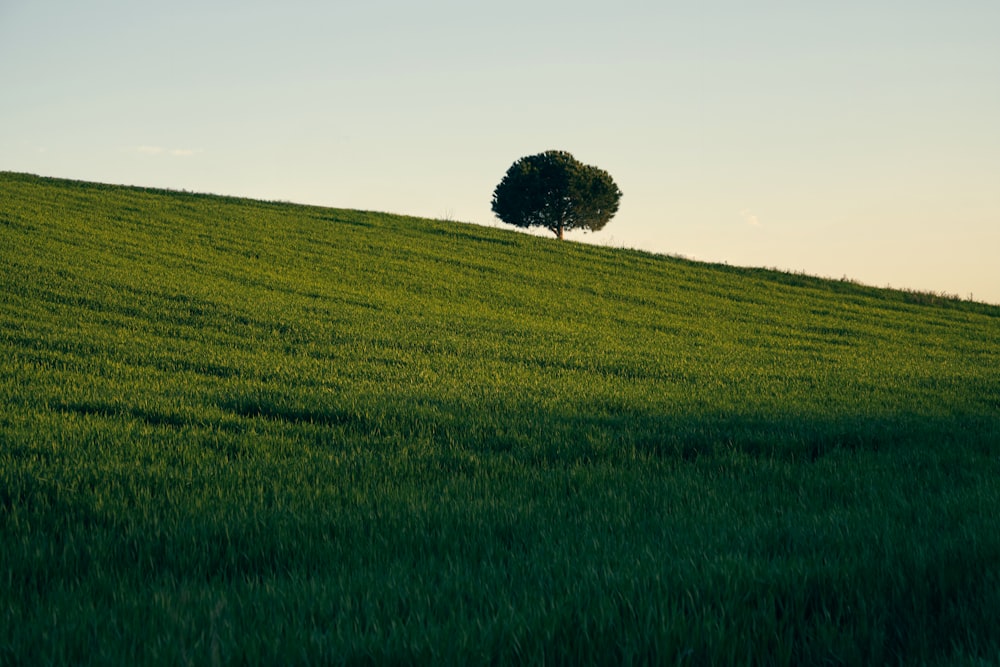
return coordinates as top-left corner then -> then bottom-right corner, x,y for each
57,400 -> 195,430
212,390 -> 999,465
220,396 -> 368,429
561,409 -> 999,463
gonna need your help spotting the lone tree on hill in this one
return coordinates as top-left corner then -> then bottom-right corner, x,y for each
491,150 -> 622,240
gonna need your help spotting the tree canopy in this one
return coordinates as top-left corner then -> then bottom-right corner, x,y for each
491,151 -> 622,239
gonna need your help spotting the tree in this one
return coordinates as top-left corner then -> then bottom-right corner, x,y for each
491,150 -> 622,240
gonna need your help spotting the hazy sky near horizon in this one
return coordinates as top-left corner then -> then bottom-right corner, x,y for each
3,1 -> 998,303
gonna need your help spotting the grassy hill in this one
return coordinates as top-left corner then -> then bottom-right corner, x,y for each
2,171 -> 999,665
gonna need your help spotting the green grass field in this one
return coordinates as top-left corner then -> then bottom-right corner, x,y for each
2,171 -> 999,665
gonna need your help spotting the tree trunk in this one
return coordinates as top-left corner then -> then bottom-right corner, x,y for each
557,223 -> 564,240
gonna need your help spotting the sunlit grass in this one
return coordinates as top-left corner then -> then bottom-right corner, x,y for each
2,172 -> 999,664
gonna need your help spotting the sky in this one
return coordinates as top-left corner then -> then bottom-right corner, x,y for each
2,1 -> 998,304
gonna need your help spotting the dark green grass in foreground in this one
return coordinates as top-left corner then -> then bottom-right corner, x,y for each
2,172 -> 999,665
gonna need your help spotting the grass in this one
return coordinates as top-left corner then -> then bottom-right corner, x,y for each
2,171 -> 999,665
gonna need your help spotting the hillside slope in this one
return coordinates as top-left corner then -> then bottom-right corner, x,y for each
2,171 -> 999,664
3,171 -> 996,437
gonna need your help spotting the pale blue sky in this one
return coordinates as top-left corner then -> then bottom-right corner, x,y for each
3,1 -> 998,303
